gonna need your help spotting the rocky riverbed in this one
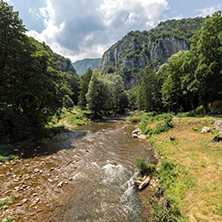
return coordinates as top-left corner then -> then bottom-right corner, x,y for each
1,119 -> 157,222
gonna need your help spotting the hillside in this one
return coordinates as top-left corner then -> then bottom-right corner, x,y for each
54,53 -> 78,76
99,17 -> 205,88
73,58 -> 101,76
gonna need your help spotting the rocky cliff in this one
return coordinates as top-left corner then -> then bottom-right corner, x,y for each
54,53 -> 77,76
99,17 -> 205,88
99,35 -> 189,73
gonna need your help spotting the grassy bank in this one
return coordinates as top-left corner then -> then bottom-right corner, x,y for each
49,107 -> 90,129
128,112 -> 222,221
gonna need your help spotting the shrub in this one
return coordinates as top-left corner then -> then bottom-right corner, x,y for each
67,113 -> 88,126
150,198 -> 179,222
135,156 -> 156,176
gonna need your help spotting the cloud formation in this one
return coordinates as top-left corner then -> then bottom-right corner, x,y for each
196,4 -> 222,17
26,0 -> 169,62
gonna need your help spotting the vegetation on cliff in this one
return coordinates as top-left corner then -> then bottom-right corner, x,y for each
127,11 -> 222,114
99,16 -> 205,87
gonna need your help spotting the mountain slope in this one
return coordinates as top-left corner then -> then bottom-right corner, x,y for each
73,58 -> 101,76
99,17 -> 205,88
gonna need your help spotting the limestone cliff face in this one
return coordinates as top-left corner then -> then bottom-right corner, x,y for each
99,17 -> 205,88
99,35 -> 189,73
54,55 -> 77,76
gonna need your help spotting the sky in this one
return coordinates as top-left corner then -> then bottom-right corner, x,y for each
6,0 -> 222,62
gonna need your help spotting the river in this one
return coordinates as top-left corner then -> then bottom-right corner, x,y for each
0,116 -> 156,221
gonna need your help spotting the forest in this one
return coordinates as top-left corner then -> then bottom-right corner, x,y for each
0,0 -> 222,144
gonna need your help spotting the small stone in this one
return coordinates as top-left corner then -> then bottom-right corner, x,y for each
57,182 -> 63,188
22,198 -> 28,204
48,179 -> 53,182
25,164 -> 29,167
34,168 -> 39,173
49,168 -> 54,171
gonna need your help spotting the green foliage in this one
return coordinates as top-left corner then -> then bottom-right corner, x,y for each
0,217 -> 15,222
135,156 -> 156,176
138,68 -> 162,112
138,113 -> 174,136
0,198 -> 8,210
86,70 -> 128,118
148,159 -> 193,221
176,111 -> 196,118
126,87 -> 140,110
67,113 -> 88,126
0,1 -> 73,143
78,69 -> 93,109
216,205 -> 222,215
150,198 -> 180,222
0,144 -> 19,163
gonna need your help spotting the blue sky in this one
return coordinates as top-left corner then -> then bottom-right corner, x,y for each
6,0 -> 222,62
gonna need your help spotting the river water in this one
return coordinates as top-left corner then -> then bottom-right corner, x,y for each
3,116 -> 156,221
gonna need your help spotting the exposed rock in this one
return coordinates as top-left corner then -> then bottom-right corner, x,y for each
132,134 -> 138,138
54,53 -> 77,76
99,18 -> 205,89
132,129 -> 142,135
213,136 -> 222,142
214,120 -> 222,134
57,182 -> 63,188
138,176 -> 151,190
201,126 -> 211,133
138,134 -> 146,139
132,180 -> 142,187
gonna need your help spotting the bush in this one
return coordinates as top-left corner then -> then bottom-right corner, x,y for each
150,198 -> 179,222
135,156 -> 156,176
67,113 -> 88,126
176,111 -> 196,118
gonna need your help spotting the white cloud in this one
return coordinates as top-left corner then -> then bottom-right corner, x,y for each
196,4 -> 222,17
26,0 -> 169,62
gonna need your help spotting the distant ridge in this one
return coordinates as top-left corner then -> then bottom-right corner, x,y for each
73,58 -> 101,76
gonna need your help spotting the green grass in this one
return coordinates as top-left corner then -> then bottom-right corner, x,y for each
0,198 -> 8,210
0,145 -> 18,163
146,116 -> 222,221
67,113 -> 89,126
0,217 -> 15,222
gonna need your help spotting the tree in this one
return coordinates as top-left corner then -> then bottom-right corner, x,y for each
138,67 -> 161,111
181,49 -> 199,111
106,74 -> 128,115
0,1 -> 72,142
86,70 -> 108,118
193,11 -> 222,111
69,73 -> 80,105
78,69 -> 93,109
161,51 -> 188,112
